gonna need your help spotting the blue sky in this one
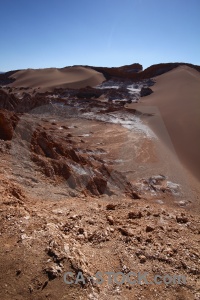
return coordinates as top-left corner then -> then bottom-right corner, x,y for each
0,0 -> 200,71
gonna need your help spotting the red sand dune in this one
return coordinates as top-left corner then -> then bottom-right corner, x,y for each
9,66 -> 105,92
127,65 -> 200,181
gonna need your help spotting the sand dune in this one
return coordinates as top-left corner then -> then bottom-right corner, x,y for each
126,65 -> 200,181
9,66 -> 105,92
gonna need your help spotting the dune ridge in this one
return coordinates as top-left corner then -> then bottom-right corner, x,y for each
127,65 -> 200,181
9,66 -> 105,92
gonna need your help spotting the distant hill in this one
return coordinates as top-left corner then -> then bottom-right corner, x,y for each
2,67 -> 105,92
1,63 -> 200,87
90,62 -> 200,81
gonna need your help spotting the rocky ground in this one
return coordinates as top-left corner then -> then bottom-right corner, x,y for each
0,169 -> 200,299
0,75 -> 200,299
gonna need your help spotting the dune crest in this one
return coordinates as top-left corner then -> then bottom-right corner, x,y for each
9,66 -> 105,92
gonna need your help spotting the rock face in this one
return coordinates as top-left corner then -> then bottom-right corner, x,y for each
10,114 -> 139,197
30,127 -> 139,197
0,110 -> 18,140
91,62 -> 200,81
0,90 -> 19,111
91,63 -> 143,79
0,90 -> 55,113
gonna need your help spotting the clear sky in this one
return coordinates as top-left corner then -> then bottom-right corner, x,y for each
0,0 -> 200,72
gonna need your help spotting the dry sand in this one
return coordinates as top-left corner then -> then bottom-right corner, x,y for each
9,66 -> 105,92
126,65 -> 200,183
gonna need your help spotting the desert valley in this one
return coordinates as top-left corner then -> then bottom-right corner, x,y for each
0,62 -> 200,299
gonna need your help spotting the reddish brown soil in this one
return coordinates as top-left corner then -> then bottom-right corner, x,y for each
0,109 -> 200,300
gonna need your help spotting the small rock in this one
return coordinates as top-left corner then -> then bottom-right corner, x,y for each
16,269 -> 21,276
107,215 -> 114,225
106,204 -> 116,210
176,214 -> 188,224
149,175 -> 166,185
131,191 -> 141,199
78,228 -> 84,234
146,225 -> 155,232
64,243 -> 70,255
164,247 -> 174,257
128,211 -> 142,219
28,285 -> 34,293
78,234 -> 85,240
119,227 -> 134,236
88,219 -> 95,225
139,255 -> 146,263
155,199 -> 164,205
69,191 -> 77,197
44,264 -> 62,280
153,213 -> 160,217
70,215 -> 78,220
178,201 -> 187,207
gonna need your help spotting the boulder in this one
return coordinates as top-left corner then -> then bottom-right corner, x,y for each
140,87 -> 153,97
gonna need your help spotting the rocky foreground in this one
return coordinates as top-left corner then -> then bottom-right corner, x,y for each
0,105 -> 199,300
0,63 -> 200,299
1,179 -> 200,300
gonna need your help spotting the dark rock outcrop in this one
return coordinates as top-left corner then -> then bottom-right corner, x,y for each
0,90 -> 56,113
140,87 -> 153,97
0,109 -> 19,140
91,62 -> 200,81
0,90 -> 19,111
90,63 -> 143,80
0,70 -> 18,86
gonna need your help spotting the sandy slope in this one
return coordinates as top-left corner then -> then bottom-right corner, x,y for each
9,66 -> 105,92
126,65 -> 200,181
